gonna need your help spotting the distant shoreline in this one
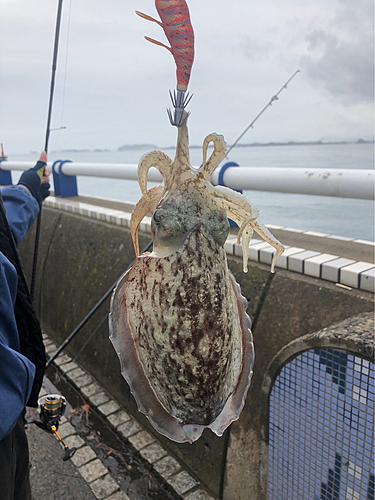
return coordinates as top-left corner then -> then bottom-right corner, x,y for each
170,139 -> 375,150
51,139 -> 374,154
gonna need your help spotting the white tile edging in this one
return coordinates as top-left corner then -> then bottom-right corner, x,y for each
45,196 -> 375,293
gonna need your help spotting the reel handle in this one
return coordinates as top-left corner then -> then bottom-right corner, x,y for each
63,446 -> 77,461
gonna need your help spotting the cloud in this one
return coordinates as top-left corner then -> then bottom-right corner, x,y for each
300,0 -> 374,104
1,0 -> 374,152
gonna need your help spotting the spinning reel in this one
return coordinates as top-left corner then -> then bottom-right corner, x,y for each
28,394 -> 77,461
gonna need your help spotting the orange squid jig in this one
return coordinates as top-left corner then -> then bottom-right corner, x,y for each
136,0 -> 195,126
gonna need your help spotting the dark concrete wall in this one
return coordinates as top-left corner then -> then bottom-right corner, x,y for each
19,207 -> 374,500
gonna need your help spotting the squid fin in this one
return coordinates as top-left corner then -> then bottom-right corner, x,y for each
144,36 -> 172,53
135,11 -> 163,27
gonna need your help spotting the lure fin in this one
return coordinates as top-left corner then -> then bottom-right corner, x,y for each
144,36 -> 172,53
135,11 -> 163,27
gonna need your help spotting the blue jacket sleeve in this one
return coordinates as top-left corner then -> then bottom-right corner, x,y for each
1,186 -> 39,246
0,252 -> 35,441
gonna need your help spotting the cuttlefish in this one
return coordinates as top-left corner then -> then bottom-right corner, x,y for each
109,114 -> 284,443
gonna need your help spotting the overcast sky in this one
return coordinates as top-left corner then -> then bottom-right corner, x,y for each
1,0 -> 374,154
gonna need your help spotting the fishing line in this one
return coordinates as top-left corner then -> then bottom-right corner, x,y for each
52,0 -> 72,154
251,271 -> 275,333
225,70 -> 300,159
72,313 -> 109,362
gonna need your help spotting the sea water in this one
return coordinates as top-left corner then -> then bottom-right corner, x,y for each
8,142 -> 374,241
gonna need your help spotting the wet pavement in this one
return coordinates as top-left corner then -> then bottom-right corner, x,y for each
26,407 -> 98,500
31,334 -> 216,500
25,365 -> 183,500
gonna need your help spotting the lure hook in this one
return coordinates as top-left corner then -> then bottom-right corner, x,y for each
167,89 -> 193,127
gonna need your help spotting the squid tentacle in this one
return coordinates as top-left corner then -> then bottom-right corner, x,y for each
225,210 -> 254,273
199,134 -> 227,182
138,150 -> 173,200
131,186 -> 165,256
210,185 -> 260,216
250,219 -> 285,273
208,184 -> 284,272
208,186 -> 257,272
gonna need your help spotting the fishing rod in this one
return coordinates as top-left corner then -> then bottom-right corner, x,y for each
30,0 -> 64,302
225,69 -> 300,159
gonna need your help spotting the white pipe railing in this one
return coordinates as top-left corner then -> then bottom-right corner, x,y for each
1,161 -> 373,200
210,167 -> 374,200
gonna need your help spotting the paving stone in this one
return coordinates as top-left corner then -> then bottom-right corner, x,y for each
81,383 -> 103,398
153,455 -> 181,479
71,445 -> 98,468
275,247 -> 305,269
74,374 -> 94,388
117,419 -> 143,438
57,422 -> 76,439
89,391 -> 110,407
321,257 -> 355,283
140,442 -> 168,463
45,343 -> 57,354
60,361 -> 80,373
98,400 -> 120,416
64,434 -> 86,450
38,390 -> 47,400
303,230 -> 329,237
248,241 -> 270,262
260,244 -> 292,267
185,490 -> 216,500
168,470 -> 197,495
354,239 -> 375,246
288,250 -> 320,273
234,238 -> 263,258
259,244 -> 276,265
140,217 -> 152,233
128,430 -> 155,450
117,215 -> 131,228
107,410 -> 131,428
283,227 -> 304,233
106,491 -> 131,500
329,235 -> 354,242
340,262 -> 374,288
68,367 -> 87,381
304,253 -> 339,278
54,354 -> 72,366
79,459 -> 109,483
360,268 -> 375,292
89,474 -> 119,499
224,237 -> 236,255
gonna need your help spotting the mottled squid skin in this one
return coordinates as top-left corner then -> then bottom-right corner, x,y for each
109,113 -> 283,443
128,228 -> 242,426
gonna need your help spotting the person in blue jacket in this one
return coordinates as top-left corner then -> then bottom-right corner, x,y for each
0,152 -> 50,500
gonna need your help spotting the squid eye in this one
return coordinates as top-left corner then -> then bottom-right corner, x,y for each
153,208 -> 165,224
